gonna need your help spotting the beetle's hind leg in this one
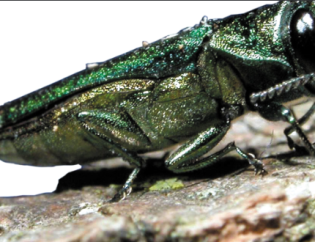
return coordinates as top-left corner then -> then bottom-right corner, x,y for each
77,109 -> 151,202
165,119 -> 266,175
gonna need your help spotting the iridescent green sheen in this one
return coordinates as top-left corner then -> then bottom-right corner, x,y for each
0,24 -> 212,128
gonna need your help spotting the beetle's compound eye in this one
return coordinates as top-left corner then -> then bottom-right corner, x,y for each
291,9 -> 315,73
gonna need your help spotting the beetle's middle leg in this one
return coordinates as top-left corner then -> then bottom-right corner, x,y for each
77,109 -> 151,202
168,50 -> 265,174
165,119 -> 265,175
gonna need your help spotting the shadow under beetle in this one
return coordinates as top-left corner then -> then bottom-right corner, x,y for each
0,1 -> 315,201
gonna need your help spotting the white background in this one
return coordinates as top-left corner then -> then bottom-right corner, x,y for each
0,1 -> 277,196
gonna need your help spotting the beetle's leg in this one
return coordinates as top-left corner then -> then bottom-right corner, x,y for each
284,102 -> 315,150
256,102 -> 315,156
77,110 -> 150,202
110,168 -> 140,202
249,73 -> 315,152
165,119 -> 266,174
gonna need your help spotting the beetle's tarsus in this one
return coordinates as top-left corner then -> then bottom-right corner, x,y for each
248,155 -> 266,175
109,184 -> 133,203
109,168 -> 140,202
253,162 -> 268,176
109,189 -> 127,203
109,192 -> 124,203
126,186 -> 132,196
235,147 -> 267,175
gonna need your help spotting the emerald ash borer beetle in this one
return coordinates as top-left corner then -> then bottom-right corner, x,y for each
1,1 -> 315,202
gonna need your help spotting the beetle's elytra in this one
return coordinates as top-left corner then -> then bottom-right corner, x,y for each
0,1 -> 315,201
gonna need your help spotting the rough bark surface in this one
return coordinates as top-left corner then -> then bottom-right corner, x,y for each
0,102 -> 315,242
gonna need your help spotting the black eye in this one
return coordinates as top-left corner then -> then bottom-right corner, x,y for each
290,9 -> 315,73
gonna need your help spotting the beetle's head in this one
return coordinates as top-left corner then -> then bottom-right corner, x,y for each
282,1 -> 315,93
290,3 -> 315,75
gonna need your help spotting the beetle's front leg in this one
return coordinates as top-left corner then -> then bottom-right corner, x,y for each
256,102 -> 315,156
250,74 -> 315,154
284,102 -> 315,151
166,119 -> 266,175
77,109 -> 150,202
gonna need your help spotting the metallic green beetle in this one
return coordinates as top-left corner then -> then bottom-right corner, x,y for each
0,1 -> 315,201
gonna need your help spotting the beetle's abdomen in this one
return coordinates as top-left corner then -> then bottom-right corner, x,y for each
0,79 -> 157,166
0,117 -> 112,166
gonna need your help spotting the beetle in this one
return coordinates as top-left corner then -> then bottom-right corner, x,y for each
0,1 -> 315,201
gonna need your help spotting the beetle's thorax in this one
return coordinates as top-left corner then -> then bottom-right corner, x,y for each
198,1 -> 315,107
207,2 -> 291,92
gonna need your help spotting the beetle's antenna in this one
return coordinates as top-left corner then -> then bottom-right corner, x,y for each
250,73 -> 315,104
